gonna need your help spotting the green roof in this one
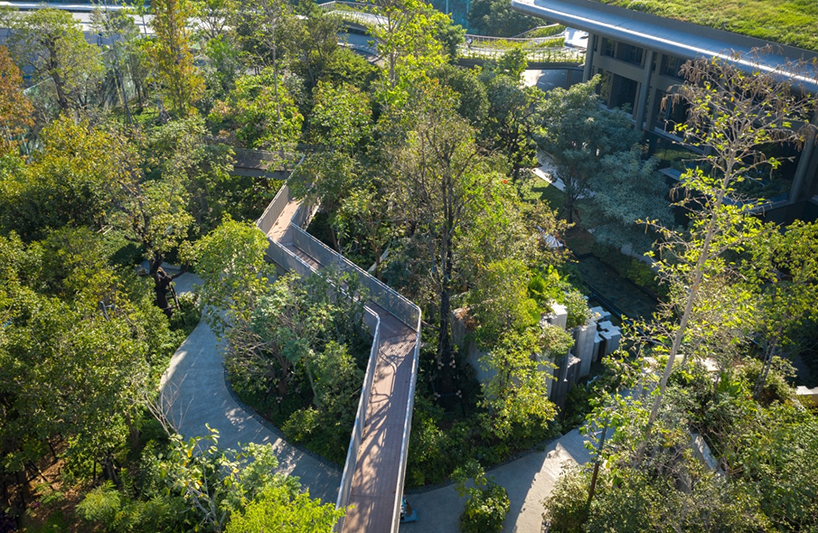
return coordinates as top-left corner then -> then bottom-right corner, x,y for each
589,0 -> 818,53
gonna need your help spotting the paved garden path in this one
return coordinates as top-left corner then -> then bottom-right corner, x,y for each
159,272 -> 342,505
399,429 -> 591,533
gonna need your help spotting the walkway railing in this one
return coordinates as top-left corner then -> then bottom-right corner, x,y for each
290,223 -> 419,328
391,315 -> 421,531
335,313 -> 380,531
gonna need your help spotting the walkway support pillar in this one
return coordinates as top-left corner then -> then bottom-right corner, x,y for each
583,34 -> 596,82
634,49 -> 654,130
789,111 -> 818,203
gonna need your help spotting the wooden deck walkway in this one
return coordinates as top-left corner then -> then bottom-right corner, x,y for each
266,196 -> 418,533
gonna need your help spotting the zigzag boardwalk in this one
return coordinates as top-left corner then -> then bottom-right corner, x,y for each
258,185 -> 420,533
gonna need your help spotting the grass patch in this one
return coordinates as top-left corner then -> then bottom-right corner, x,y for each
591,0 -> 818,52
527,178 -> 567,212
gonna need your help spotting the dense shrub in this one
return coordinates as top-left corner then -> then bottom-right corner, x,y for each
454,461 -> 509,533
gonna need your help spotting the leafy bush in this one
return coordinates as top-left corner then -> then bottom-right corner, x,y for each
454,461 -> 509,533
282,407 -> 320,443
542,465 -> 588,532
563,289 -> 590,329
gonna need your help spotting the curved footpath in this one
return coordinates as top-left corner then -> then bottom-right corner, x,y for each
159,272 -> 343,505
160,274 -> 591,531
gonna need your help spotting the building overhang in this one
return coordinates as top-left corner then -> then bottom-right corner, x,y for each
512,0 -> 818,94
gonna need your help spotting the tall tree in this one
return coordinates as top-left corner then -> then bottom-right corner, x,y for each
642,55 -> 815,428
390,90 -> 494,380
5,8 -> 102,113
537,77 -> 640,224
150,0 -> 205,116
370,0 -> 450,94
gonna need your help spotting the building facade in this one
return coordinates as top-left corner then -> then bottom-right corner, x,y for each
512,0 -> 818,214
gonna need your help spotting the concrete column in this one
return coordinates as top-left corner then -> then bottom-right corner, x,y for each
583,35 -> 596,82
634,49 -> 655,130
789,111 -> 818,203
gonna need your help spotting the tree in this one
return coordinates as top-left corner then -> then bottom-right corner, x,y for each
537,77 -> 640,223
0,45 -> 33,153
642,54 -> 815,428
370,0 -> 450,93
481,63 -> 542,180
390,90 -> 494,375
150,0 -> 205,116
286,2 -> 345,90
468,258 -> 540,347
306,80 -> 371,149
0,229 -> 175,481
432,63 -> 489,126
157,431 -> 300,532
238,0 -> 296,157
453,460 -> 510,533
479,327 -> 568,441
92,5 -> 147,123
210,67 -> 303,151
0,116 -> 116,240
747,220 -> 818,397
98,123 -> 195,315
5,8 -> 102,113
583,148 -> 672,252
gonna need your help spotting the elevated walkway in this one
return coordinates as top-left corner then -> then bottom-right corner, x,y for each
257,184 -> 421,533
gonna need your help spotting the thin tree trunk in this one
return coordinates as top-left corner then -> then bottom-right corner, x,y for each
646,175 -> 731,430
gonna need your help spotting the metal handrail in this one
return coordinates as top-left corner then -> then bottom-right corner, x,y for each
335,312 -> 380,531
255,182 -> 293,234
289,222 -> 420,328
390,314 -> 422,531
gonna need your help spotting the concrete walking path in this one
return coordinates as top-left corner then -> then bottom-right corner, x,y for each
159,273 -> 342,505
399,429 -> 591,533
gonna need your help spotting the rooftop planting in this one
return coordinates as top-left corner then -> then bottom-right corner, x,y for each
591,0 -> 818,53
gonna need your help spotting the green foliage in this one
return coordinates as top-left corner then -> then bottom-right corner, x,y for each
225,484 -> 343,532
469,258 -> 541,347
591,242 -> 664,297
537,76 -> 640,224
453,460 -> 510,533
479,329 -> 561,441
585,148 -> 671,253
546,359 -> 818,532
467,0 -> 542,37
307,81 -> 371,149
0,228 -> 181,476
195,220 -> 368,464
209,67 -> 303,151
0,117 -> 118,240
4,8 -> 102,113
150,0 -> 205,116
562,289 -> 590,329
